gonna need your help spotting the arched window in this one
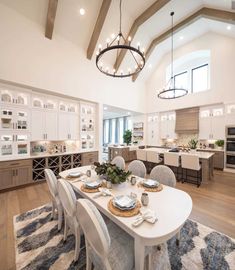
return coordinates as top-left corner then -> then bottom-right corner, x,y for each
166,50 -> 210,94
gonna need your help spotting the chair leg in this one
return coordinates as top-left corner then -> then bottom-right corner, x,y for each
57,203 -> 63,231
63,217 -> 68,242
51,201 -> 56,220
176,231 -> 180,246
74,228 -> 81,262
86,240 -> 92,270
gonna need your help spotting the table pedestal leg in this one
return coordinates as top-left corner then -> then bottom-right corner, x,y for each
135,237 -> 145,270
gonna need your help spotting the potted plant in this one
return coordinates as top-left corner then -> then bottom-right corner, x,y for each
123,130 -> 132,145
188,138 -> 198,152
94,162 -> 131,188
215,140 -> 224,150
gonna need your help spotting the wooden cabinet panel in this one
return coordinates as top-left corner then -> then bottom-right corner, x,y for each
128,150 -> 137,161
82,152 -> 98,166
45,111 -> 57,140
0,168 -> 14,190
213,152 -> 224,170
16,166 -> 32,185
31,110 -> 44,140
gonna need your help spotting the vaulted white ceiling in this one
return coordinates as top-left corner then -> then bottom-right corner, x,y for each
0,0 -> 234,83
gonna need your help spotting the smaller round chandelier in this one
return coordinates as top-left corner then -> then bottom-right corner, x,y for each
96,0 -> 145,78
157,12 -> 188,99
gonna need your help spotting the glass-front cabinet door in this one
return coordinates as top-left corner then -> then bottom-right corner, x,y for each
0,134 -> 13,157
0,108 -> 29,131
15,134 -> 30,156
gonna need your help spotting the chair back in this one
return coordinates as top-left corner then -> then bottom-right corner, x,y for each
146,150 -> 161,163
150,165 -> 176,187
128,160 -> 146,178
181,154 -> 200,170
57,179 -> 77,217
136,149 -> 146,161
44,169 -> 58,200
111,156 -> 125,170
164,152 -> 180,167
76,199 -> 110,261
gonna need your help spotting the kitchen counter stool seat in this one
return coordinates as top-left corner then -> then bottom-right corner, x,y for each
181,154 -> 202,187
164,152 -> 181,181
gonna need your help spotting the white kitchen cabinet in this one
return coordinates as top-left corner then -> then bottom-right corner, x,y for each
160,112 -> 177,139
31,94 -> 57,110
199,105 -> 225,140
225,104 -> 235,125
0,88 -> 29,106
58,113 -> 79,140
147,115 -> 159,146
31,110 -> 57,141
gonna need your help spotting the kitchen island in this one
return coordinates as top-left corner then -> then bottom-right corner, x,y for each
146,148 -> 214,184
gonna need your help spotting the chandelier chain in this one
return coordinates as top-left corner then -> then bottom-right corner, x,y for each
119,0 -> 122,34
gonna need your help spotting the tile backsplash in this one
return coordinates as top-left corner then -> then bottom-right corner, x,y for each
31,141 -> 79,154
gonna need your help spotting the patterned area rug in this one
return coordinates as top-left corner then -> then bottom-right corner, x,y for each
14,205 -> 235,270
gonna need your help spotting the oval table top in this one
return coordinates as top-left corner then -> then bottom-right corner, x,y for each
60,165 -> 192,245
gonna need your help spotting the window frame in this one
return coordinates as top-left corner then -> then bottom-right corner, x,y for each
191,63 -> 209,93
173,71 -> 188,90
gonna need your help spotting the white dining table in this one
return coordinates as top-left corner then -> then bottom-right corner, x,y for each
59,165 -> 192,270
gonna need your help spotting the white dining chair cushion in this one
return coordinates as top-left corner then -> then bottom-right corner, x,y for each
146,151 -> 161,163
136,149 -> 147,161
181,154 -> 201,171
164,152 -> 180,167
128,160 -> 146,178
150,165 -> 176,187
58,179 -> 77,217
76,199 -> 134,270
111,156 -> 125,170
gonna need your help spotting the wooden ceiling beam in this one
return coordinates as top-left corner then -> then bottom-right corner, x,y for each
114,0 -> 171,71
45,0 -> 58,39
132,7 -> 235,82
87,0 -> 112,60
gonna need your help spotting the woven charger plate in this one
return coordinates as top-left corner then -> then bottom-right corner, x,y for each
108,199 -> 141,217
80,184 -> 102,193
137,182 -> 163,192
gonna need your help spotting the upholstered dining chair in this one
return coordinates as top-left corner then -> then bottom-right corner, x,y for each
76,198 -> 134,270
150,165 -> 176,187
128,160 -> 146,178
44,169 -> 63,231
57,179 -> 81,262
111,156 -> 125,170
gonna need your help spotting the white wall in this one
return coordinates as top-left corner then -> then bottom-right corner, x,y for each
0,3 -> 146,113
146,32 -> 235,113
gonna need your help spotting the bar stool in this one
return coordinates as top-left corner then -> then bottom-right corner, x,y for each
181,154 -> 202,187
164,152 -> 181,181
146,151 -> 162,174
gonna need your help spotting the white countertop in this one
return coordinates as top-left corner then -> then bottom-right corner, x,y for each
145,147 -> 214,159
0,149 -> 99,162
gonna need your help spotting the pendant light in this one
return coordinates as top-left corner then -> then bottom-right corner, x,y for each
157,12 -> 188,99
96,0 -> 145,78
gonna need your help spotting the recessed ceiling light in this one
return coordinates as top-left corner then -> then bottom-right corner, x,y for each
180,36 -> 184,40
227,25 -> 231,30
104,107 -> 108,110
79,8 -> 85,15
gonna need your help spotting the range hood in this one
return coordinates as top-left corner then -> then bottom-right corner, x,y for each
175,107 -> 199,133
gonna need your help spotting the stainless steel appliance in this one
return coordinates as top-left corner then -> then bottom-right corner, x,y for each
226,126 -> 235,168
226,126 -> 235,138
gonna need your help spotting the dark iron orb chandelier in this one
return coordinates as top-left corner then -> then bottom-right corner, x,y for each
157,12 -> 188,99
96,0 -> 145,78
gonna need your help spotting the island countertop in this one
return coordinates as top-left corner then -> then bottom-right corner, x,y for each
145,147 -> 214,160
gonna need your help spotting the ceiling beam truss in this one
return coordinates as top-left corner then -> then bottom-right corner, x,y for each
45,0 -> 58,39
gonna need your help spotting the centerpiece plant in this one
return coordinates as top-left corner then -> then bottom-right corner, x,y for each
188,138 -> 198,150
215,140 -> 224,149
123,130 -> 132,145
94,162 -> 131,184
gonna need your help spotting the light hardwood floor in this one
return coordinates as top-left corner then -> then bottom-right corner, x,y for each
0,170 -> 234,270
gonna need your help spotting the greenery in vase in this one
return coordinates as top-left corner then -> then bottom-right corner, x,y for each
94,162 -> 131,184
215,140 -> 224,148
188,138 -> 198,149
123,130 -> 132,145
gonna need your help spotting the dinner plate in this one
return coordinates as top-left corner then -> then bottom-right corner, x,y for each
85,181 -> 101,189
113,195 -> 136,210
68,172 -> 82,178
143,179 -> 159,188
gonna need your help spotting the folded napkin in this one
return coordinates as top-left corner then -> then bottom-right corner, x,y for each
132,208 -> 158,227
93,188 -> 113,199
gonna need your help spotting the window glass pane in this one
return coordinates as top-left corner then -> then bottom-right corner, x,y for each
192,65 -> 208,93
111,119 -> 116,143
119,118 -> 124,144
104,120 -> 109,144
174,72 -> 188,89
